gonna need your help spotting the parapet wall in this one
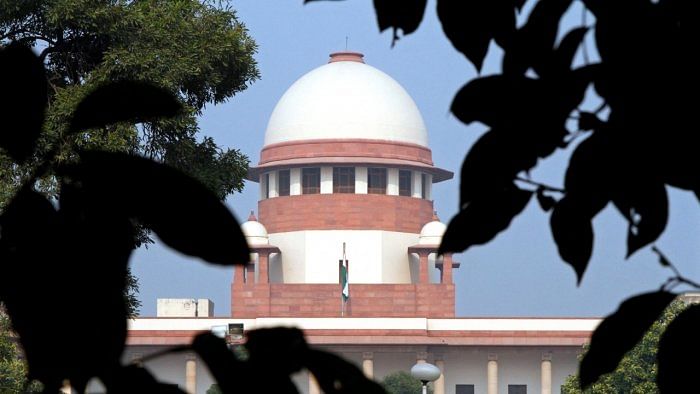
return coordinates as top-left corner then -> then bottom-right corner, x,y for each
231,283 -> 454,318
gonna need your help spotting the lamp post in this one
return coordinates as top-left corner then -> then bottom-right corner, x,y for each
411,362 -> 441,394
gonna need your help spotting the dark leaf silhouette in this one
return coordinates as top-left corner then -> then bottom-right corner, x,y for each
658,304 -> 700,393
577,111 -> 603,131
69,80 -> 182,133
536,187 -> 557,211
612,181 -> 668,258
459,130 -> 538,205
373,0 -> 427,45
437,0 -> 517,71
191,333 -> 256,394
110,365 -> 187,393
549,195 -> 595,284
59,150 -> 250,265
552,27 -> 588,73
0,43 -> 47,162
503,0 -> 573,76
579,291 -> 676,389
440,184 -> 532,254
306,349 -> 386,394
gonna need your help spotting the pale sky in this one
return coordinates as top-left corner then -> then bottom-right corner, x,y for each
131,0 -> 700,317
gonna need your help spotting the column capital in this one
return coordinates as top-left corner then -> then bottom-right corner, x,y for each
488,353 -> 498,361
542,352 -> 552,361
185,352 -> 197,361
362,352 -> 374,360
416,351 -> 429,362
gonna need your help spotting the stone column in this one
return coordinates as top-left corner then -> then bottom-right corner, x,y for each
441,254 -> 453,284
434,357 -> 445,394
309,372 -> 321,394
416,351 -> 428,364
258,251 -> 269,283
185,354 -> 197,394
418,252 -> 429,284
487,353 -> 498,394
541,353 -> 552,394
362,352 -> 375,379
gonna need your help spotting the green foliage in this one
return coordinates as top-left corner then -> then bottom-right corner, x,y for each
381,371 -> 430,394
0,309 -> 41,393
561,300 -> 687,394
0,0 -> 258,205
206,383 -> 223,394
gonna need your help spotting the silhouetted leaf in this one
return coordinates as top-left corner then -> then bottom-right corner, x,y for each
59,150 -> 249,265
580,291 -> 676,389
550,195 -> 595,284
459,130 -> 538,205
438,0 -> 517,71
536,187 -> 557,211
246,327 -> 308,376
306,349 -> 386,394
451,75 -> 540,128
503,0 -> 573,76
191,333 -> 250,394
373,0 -> 427,45
658,304 -> 700,393
0,43 -> 47,162
552,27 -> 588,72
577,112 -> 603,131
69,80 -> 182,133
440,184 -> 532,254
612,181 -> 668,258
109,365 -> 187,393
564,132 -> 613,216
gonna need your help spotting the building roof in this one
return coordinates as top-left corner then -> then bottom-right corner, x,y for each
127,317 -> 600,347
264,52 -> 429,147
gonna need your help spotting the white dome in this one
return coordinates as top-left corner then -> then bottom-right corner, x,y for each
264,53 -> 428,147
241,220 -> 269,246
419,220 -> 446,245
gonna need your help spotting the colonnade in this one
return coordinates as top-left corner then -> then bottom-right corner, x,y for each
173,350 -> 554,394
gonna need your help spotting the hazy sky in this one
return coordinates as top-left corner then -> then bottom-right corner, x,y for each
131,0 -> 700,317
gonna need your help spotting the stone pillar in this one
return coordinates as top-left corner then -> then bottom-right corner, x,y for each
541,353 -> 552,394
234,264 -> 245,286
416,351 -> 428,364
309,372 -> 321,394
258,252 -> 269,283
362,352 -> 374,379
441,254 -> 453,284
418,252 -> 429,284
487,353 -> 498,394
434,357 -> 445,394
185,354 -> 197,394
246,261 -> 255,284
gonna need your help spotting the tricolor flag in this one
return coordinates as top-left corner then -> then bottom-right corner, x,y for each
340,258 -> 349,302
340,242 -> 349,303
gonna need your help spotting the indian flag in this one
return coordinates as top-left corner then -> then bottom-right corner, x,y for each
340,259 -> 349,302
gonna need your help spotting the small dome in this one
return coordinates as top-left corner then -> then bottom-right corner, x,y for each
264,52 -> 428,147
241,213 -> 269,246
419,220 -> 446,245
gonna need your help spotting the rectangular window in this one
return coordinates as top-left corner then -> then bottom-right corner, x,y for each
264,173 -> 270,199
456,385 -> 475,394
508,385 -> 527,394
333,167 -> 355,193
367,167 -> 387,194
421,173 -> 428,199
302,168 -> 320,194
399,170 -> 412,196
278,170 -> 290,196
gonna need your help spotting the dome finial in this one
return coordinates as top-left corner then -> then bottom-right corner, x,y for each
248,210 -> 257,222
329,51 -> 365,64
